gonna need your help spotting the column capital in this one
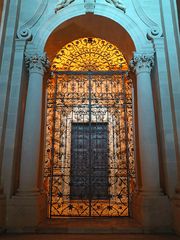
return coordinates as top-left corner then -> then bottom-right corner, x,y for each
25,53 -> 50,74
130,53 -> 154,74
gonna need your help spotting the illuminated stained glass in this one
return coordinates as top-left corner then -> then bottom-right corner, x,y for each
44,38 -> 135,218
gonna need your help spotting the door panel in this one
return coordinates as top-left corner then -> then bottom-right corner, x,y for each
70,123 -> 108,200
70,123 -> 89,200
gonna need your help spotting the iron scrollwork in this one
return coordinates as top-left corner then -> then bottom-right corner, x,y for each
44,37 -> 135,218
44,71 -> 135,217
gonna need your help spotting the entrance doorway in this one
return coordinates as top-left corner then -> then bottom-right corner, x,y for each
44,38 -> 135,218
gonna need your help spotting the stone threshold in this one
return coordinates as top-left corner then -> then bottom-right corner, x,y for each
6,218 -> 174,234
6,217 -> 141,234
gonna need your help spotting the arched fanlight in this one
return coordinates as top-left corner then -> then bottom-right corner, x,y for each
51,37 -> 128,71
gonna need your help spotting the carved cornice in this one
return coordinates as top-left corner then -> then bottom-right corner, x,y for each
84,0 -> 96,13
25,53 -> 50,74
105,0 -> 126,13
55,0 -> 75,13
131,0 -> 162,39
129,53 -> 154,74
17,0 -> 48,40
55,0 -> 126,14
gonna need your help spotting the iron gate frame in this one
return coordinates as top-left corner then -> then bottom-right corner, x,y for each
45,70 -> 135,218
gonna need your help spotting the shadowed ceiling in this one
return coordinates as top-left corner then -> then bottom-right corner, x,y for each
45,14 -> 135,63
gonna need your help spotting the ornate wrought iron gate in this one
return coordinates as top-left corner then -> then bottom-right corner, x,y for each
44,71 -> 135,218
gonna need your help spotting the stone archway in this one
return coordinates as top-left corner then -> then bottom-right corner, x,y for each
14,5 -> 170,229
28,4 -> 151,54
22,11 -> 150,217
44,14 -> 135,63
39,12 -> 167,226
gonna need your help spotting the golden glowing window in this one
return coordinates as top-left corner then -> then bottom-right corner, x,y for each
51,37 -> 128,71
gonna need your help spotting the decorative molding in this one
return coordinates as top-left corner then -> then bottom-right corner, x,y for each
147,26 -> 163,40
105,0 -> 126,13
17,28 -> 32,41
84,0 -> 96,13
152,37 -> 165,50
129,53 -> 154,74
17,0 -> 48,40
25,53 -> 50,74
55,0 -> 75,13
131,0 -> 162,39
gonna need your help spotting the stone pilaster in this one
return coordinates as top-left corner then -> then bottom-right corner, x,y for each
8,53 -> 49,228
0,0 -> 22,230
18,53 -> 49,194
130,53 -> 171,231
159,0 -> 180,234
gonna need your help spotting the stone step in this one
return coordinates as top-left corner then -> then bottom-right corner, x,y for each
37,218 -> 144,234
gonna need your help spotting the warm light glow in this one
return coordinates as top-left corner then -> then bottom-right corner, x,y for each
44,37 -> 135,218
51,37 -> 128,71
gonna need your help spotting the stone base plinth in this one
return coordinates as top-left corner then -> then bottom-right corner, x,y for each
131,192 -> 171,232
7,193 -> 47,229
0,194 -> 6,232
173,194 -> 180,235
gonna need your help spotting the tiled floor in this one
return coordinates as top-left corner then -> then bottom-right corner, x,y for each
0,234 -> 180,240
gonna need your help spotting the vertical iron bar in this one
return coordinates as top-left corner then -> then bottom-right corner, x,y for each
49,73 -> 58,218
95,76 -> 98,215
88,72 -> 92,216
64,109 -> 68,201
58,98 -> 62,201
70,75 -> 74,202
122,72 -> 130,216
112,99 -> 116,204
